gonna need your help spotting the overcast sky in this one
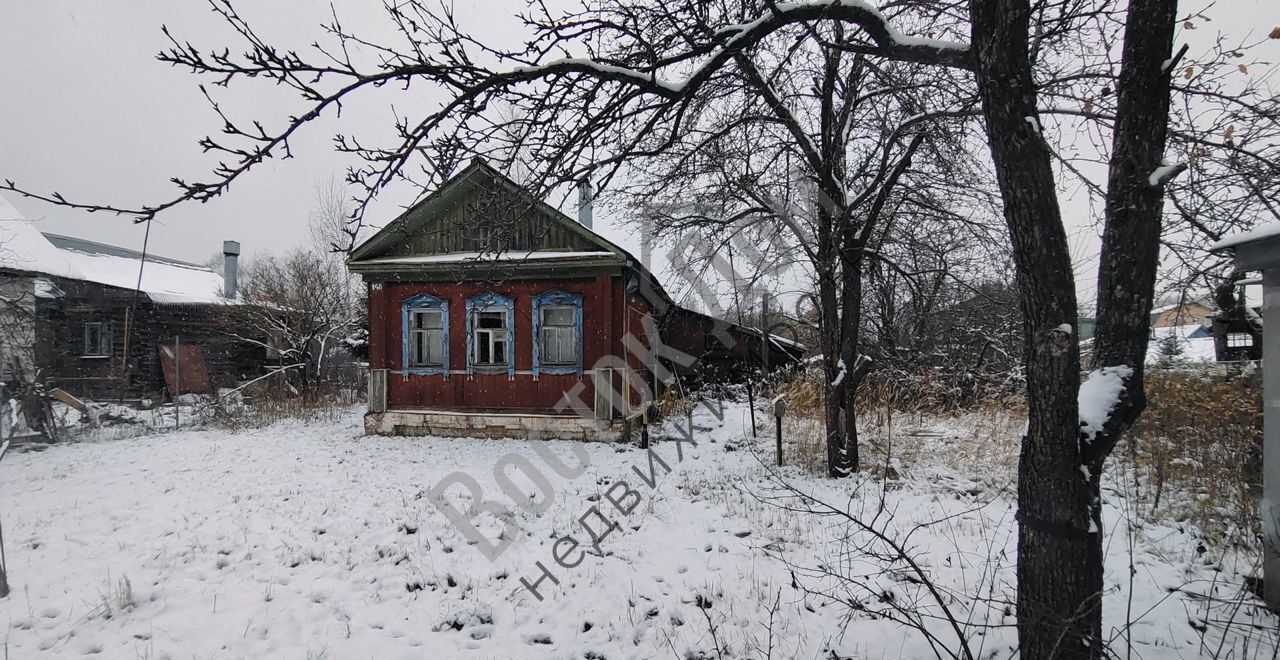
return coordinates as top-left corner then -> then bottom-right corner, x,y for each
1,0 -> 1276,307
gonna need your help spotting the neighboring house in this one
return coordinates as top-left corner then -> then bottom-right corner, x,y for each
1149,293 -> 1216,329
1076,317 -> 1096,341
348,159 -> 802,441
0,194 -> 259,402
1142,287 -> 1263,363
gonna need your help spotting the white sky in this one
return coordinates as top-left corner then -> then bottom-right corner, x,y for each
1,0 -> 1275,309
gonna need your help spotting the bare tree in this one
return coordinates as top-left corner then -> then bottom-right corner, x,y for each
0,244 -> 49,441
232,180 -> 363,396
611,31 -> 984,476
0,1 -> 1275,657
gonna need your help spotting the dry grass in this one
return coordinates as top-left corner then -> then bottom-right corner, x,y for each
767,366 -> 1262,549
771,372 -> 1023,481
1124,367 -> 1262,546
209,381 -> 363,430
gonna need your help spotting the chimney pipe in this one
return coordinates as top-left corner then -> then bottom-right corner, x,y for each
222,240 -> 240,300
576,178 -> 593,230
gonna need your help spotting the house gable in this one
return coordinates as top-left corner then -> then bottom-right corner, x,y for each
348,159 -> 627,274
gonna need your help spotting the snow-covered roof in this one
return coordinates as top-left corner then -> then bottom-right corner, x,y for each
0,193 -> 25,222
1210,223 -> 1280,251
0,219 -> 81,279
0,198 -> 226,305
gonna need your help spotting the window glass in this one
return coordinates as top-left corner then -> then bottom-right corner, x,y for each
83,322 -> 109,357
473,309 -> 508,365
543,306 -> 574,327
409,308 -> 445,366
540,306 -> 576,365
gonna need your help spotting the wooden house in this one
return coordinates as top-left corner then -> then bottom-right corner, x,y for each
1150,293 -> 1216,329
348,159 -> 803,441
0,197 -> 260,404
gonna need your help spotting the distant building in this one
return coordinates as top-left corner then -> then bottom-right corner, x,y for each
1077,317 -> 1096,341
0,195 -> 259,403
1149,293 -> 1216,329
1138,289 -> 1265,364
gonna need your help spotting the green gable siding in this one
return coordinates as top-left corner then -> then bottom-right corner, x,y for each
349,160 -> 623,266
376,180 -> 602,258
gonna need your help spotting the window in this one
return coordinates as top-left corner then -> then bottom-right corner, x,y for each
465,292 -> 514,374
472,310 -> 509,366
532,290 -> 583,376
539,306 -> 576,365
83,322 -> 110,357
410,309 -> 445,366
401,293 -> 448,375
1227,332 -> 1253,348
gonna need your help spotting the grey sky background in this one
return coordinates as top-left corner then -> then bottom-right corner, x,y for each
1,0 -> 1276,308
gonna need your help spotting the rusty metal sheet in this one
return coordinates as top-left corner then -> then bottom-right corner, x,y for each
159,343 -> 212,396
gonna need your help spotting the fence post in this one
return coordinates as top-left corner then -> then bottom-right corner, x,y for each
773,397 -> 786,467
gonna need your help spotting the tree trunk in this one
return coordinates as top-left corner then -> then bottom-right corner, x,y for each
836,250 -> 864,477
818,261 -> 853,478
971,0 -> 1181,655
1088,0 -> 1181,449
969,2 -> 1095,656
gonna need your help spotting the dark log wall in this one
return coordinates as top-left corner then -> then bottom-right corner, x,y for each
34,277 -> 265,400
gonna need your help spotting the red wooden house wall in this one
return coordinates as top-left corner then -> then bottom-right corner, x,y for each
368,275 -> 656,416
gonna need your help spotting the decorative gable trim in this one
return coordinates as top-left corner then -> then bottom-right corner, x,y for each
349,158 -> 627,264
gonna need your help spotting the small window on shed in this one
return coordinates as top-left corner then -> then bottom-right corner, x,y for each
1227,332 -> 1253,348
83,322 -> 110,358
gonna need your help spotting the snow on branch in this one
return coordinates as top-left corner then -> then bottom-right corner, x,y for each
507,0 -> 971,98
1147,161 -> 1187,187
1077,365 -> 1134,442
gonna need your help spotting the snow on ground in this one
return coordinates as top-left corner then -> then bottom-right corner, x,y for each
1147,324 -> 1220,364
0,403 -> 1273,658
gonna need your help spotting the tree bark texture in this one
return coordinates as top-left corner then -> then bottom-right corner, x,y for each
969,1 -> 1096,656
1090,0 -> 1182,451
972,0 -> 1181,655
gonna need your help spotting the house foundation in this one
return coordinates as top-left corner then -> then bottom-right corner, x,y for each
365,408 -> 622,441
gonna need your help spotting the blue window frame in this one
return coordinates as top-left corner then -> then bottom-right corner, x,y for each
465,292 -> 515,376
532,289 -> 583,378
402,293 -> 449,377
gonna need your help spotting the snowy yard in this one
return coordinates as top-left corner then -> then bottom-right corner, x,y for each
0,402 -> 1273,659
